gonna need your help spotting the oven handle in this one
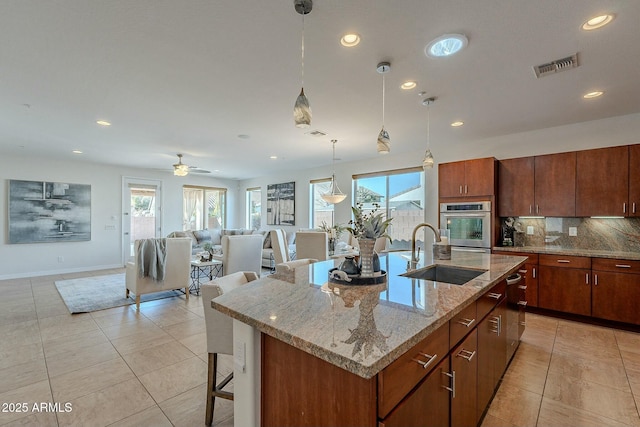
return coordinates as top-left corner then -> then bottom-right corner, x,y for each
441,213 -> 489,218
451,247 -> 491,253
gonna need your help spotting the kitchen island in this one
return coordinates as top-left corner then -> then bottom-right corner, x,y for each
212,251 -> 527,426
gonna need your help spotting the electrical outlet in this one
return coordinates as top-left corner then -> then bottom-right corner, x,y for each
526,226 -> 534,235
105,225 -> 116,230
58,256 -> 64,263
569,227 -> 578,237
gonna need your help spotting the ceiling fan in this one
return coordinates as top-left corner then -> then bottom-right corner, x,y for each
173,154 -> 211,176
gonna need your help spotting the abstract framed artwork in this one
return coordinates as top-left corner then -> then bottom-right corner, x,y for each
8,180 -> 91,243
266,181 -> 295,226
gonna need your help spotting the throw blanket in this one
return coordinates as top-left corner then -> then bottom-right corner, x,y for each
137,238 -> 167,282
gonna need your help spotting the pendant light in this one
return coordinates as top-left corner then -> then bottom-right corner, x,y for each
321,139 -> 347,204
376,62 -> 391,154
293,0 -> 312,128
422,97 -> 436,170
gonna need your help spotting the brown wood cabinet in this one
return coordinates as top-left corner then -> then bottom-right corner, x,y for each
477,297 -> 506,422
576,146 -> 629,217
538,254 -> 591,316
498,157 -> 535,217
493,252 -> 538,307
533,152 -> 576,217
451,330 -> 478,427
592,258 -> 640,325
439,157 -> 496,198
630,144 -> 640,217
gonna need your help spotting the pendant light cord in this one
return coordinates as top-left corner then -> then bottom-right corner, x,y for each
382,73 -> 386,126
426,102 -> 430,149
301,12 -> 305,87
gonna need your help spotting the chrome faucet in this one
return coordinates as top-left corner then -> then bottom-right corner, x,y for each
409,223 -> 441,270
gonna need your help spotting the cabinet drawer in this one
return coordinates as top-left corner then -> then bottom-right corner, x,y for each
477,280 -> 506,320
378,322 -> 449,419
449,302 -> 477,349
493,251 -> 539,264
539,254 -> 591,269
592,258 -> 640,274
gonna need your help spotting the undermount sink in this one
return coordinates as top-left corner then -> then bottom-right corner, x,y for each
401,264 -> 487,285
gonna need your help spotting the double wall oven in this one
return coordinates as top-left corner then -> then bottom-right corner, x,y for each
440,201 -> 492,253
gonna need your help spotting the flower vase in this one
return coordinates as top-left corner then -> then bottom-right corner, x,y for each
328,238 -> 336,255
358,238 -> 376,277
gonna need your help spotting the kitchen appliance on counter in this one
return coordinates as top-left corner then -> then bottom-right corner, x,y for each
440,201 -> 492,253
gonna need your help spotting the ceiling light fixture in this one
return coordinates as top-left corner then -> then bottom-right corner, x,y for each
340,33 -> 360,47
425,34 -> 468,58
173,154 -> 189,177
72,150 -> 83,154
321,139 -> 347,204
583,91 -> 604,99
293,0 -> 313,128
96,120 -> 111,126
376,61 -> 391,154
422,97 -> 436,170
582,14 -> 614,30
451,121 -> 464,127
401,81 -> 417,90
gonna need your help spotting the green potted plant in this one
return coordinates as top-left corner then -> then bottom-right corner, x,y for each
346,202 -> 393,277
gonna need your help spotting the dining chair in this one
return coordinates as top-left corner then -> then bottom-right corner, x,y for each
270,229 -> 290,265
201,271 -> 259,426
295,231 -> 329,261
221,234 -> 263,276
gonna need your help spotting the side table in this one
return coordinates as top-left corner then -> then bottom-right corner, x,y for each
190,259 -> 223,295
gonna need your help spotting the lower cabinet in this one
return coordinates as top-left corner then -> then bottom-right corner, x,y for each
451,330 -> 478,427
477,298 -> 507,422
538,254 -> 591,316
592,258 -> 640,325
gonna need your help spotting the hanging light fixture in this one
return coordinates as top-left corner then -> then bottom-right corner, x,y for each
321,139 -> 347,204
376,62 -> 391,154
293,0 -> 312,128
173,154 -> 189,176
422,97 -> 436,170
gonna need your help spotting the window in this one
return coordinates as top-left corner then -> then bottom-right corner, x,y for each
309,178 -> 334,228
183,186 -> 226,230
246,187 -> 261,230
353,167 -> 424,249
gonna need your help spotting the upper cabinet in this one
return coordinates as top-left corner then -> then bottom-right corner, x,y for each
629,144 -> 640,217
439,157 -> 496,198
576,146 -> 629,217
534,152 -> 576,217
498,157 -> 535,217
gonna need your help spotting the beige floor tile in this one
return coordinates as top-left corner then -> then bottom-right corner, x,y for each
99,317 -> 162,340
552,337 -> 622,364
0,380 -> 53,425
137,356 -> 207,403
549,351 -> 629,391
501,356 -> 548,395
0,320 -> 41,350
56,378 -> 155,427
39,314 -> 99,342
161,316 -> 206,340
42,328 -> 109,359
0,309 -> 38,325
480,412 -> 520,427
556,320 -> 618,347
109,328 -> 175,355
544,373 -> 639,426
50,357 -> 135,402
521,328 -> 556,351
621,349 -> 640,374
122,340 -> 196,376
537,396 -> 633,427
45,341 -> 121,378
485,383 -> 542,427
615,329 -> 640,355
144,307 -> 202,328
0,341 -> 44,370
511,340 -> 552,369
36,302 -> 71,319
108,405 -> 173,427
90,307 -> 142,328
0,411 -> 58,427
178,331 -> 207,355
0,358 -> 48,394
159,382 -> 234,427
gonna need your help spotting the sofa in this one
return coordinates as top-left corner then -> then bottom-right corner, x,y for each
167,228 -> 296,269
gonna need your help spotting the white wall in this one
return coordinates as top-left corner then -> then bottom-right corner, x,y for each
0,154 -> 238,279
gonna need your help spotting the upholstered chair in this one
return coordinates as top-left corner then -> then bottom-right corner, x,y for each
270,229 -> 290,265
221,234 -> 263,276
201,271 -> 259,426
295,231 -> 329,261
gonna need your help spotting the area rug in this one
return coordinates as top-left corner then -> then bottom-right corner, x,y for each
55,273 -> 182,314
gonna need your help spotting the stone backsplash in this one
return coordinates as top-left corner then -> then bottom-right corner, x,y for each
499,217 -> 640,253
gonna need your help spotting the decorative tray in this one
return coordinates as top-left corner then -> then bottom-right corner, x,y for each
328,268 -> 387,286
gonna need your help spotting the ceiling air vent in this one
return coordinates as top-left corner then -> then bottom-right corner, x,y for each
305,130 -> 327,137
533,53 -> 579,78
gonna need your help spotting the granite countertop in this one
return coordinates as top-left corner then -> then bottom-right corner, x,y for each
493,246 -> 640,261
211,251 -> 527,379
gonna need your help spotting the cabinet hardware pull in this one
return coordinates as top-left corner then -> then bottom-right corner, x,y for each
518,269 -> 528,274
594,274 -> 598,286
519,321 -> 526,326
459,185 -> 463,194
533,267 -> 536,279
536,205 -> 539,214
518,301 -> 528,306
442,371 -> 455,398
586,273 -> 589,285
488,318 -> 499,324
557,260 -> 570,263
529,205 -> 532,214
634,202 -> 637,214
456,349 -> 476,361
623,202 -> 627,214
518,285 -> 527,290
412,353 -> 437,370
464,185 -> 468,194
488,292 -> 502,299
615,264 -> 631,268
456,318 -> 475,328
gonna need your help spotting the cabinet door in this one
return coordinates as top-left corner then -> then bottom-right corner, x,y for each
477,299 -> 506,422
538,266 -> 591,316
451,330 -> 478,427
498,157 -> 535,216
630,144 -> 640,217
439,161 -> 466,198
576,146 -> 629,216
525,262 -> 539,307
465,157 -> 495,197
592,270 -> 640,325
534,152 -> 576,217
379,358 -> 451,427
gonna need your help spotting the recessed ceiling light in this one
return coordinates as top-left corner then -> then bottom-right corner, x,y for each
451,121 -> 464,127
340,33 -> 360,47
400,81 -> 417,90
582,14 -> 614,30
270,155 -> 278,159
96,120 -> 111,126
583,91 -> 604,99
426,34 -> 468,58
72,150 -> 83,154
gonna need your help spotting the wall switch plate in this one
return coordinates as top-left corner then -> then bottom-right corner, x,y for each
526,226 -> 534,235
105,225 -> 116,230
569,227 -> 578,237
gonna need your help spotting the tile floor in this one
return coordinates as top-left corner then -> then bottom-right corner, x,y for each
1,268 -> 639,426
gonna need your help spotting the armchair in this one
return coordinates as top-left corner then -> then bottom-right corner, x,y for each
221,234 -> 263,276
295,231 -> 328,261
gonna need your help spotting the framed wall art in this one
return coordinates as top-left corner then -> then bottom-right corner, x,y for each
266,181 -> 295,226
8,180 -> 91,244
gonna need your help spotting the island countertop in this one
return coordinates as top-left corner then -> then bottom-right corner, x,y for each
211,251 -> 527,379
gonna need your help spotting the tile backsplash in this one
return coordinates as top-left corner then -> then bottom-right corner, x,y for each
499,217 -> 640,253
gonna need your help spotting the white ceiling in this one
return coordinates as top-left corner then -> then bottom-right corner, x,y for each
1,0 -> 639,180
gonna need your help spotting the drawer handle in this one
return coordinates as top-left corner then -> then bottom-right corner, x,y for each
442,371 -> 455,398
456,349 -> 476,361
412,353 -> 437,370
518,269 -> 528,274
518,285 -> 527,290
456,317 -> 475,328
557,260 -> 571,263
519,321 -> 526,326
615,264 -> 631,268
518,301 -> 528,306
488,292 -> 502,299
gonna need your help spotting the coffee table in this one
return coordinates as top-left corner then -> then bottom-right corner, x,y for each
189,259 -> 223,295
